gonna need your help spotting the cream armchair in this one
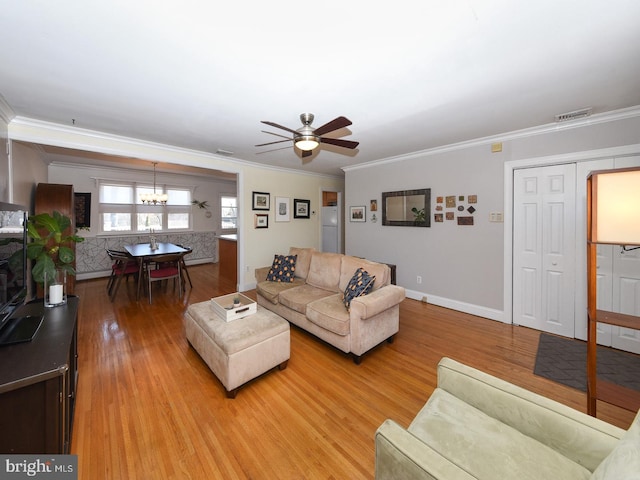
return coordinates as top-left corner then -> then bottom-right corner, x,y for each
375,357 -> 640,480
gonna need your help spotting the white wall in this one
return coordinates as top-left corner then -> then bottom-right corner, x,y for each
345,110 -> 640,322
241,168 -> 344,288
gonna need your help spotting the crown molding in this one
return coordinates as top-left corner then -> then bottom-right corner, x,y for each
343,105 -> 640,172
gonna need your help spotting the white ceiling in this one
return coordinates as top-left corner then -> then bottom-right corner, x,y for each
1,1 -> 639,177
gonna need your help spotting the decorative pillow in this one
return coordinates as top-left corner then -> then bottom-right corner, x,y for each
342,268 -> 376,311
266,254 -> 297,283
591,410 -> 640,480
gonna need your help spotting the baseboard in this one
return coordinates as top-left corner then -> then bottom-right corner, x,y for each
405,289 -> 505,323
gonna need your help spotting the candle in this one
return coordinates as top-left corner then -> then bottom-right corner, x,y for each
50,284 -> 64,304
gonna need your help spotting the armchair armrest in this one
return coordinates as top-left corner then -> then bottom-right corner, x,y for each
436,358 -> 625,471
375,420 -> 477,480
350,285 -> 405,320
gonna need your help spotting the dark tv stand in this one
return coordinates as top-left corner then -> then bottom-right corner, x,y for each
0,296 -> 78,453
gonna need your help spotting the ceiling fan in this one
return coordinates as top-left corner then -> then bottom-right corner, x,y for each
256,113 -> 359,158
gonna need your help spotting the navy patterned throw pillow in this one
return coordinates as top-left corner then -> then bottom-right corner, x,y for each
266,254 -> 297,282
342,268 -> 376,311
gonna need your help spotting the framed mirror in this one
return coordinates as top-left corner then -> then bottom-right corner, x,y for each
382,188 -> 431,227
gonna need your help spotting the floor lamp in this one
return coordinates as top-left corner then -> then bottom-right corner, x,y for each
586,166 -> 640,416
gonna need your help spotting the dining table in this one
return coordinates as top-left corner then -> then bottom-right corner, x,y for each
124,242 -> 189,300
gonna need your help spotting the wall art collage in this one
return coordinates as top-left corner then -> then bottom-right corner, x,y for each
433,194 -> 477,226
252,191 -> 310,228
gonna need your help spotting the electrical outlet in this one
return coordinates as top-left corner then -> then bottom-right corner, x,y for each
417,275 -> 422,284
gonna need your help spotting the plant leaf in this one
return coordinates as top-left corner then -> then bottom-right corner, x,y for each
58,246 -> 75,264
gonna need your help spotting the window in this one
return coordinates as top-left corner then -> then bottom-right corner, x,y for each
99,181 -> 192,233
221,196 -> 237,230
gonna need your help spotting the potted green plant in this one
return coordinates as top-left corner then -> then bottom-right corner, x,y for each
26,211 -> 85,296
411,207 -> 426,223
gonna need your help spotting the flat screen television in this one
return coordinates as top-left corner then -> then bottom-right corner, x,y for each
0,202 -> 29,331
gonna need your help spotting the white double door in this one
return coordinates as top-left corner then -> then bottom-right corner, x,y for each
513,158 -> 640,353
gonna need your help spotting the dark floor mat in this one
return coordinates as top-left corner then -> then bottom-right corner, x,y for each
534,333 -> 640,392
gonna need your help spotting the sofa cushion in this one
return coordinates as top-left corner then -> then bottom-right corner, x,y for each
289,247 -> 314,280
266,254 -> 297,282
339,256 -> 389,291
408,388 -> 591,480
306,252 -> 343,292
591,409 -> 640,480
342,268 -> 376,311
256,278 -> 305,304
307,294 -> 350,336
279,284 -> 335,314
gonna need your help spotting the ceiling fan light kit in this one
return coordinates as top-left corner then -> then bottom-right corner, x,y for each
257,113 -> 359,158
295,135 -> 320,151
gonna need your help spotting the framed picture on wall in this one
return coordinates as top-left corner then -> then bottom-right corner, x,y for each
275,197 -> 290,222
74,192 -> 91,228
350,206 -> 366,222
254,214 -> 268,228
293,199 -> 310,219
252,191 -> 270,210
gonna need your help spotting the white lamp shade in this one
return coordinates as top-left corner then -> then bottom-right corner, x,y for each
590,168 -> 640,245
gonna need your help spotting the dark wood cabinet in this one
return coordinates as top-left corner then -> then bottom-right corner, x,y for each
0,296 -> 78,453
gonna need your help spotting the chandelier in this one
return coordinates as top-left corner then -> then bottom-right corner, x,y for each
140,162 -> 168,205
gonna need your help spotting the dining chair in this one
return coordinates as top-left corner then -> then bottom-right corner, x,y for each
106,249 -> 139,301
145,253 -> 182,304
175,244 -> 193,289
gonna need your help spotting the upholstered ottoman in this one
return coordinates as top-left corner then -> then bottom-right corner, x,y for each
184,301 -> 290,398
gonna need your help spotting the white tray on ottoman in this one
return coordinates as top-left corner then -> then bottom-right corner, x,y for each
184,300 -> 290,398
210,292 -> 257,322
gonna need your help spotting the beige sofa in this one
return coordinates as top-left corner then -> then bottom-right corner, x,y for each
376,357 -> 640,480
255,247 -> 406,363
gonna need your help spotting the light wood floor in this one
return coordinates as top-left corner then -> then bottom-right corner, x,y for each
71,263 -> 636,479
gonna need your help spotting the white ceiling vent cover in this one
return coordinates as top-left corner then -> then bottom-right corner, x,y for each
555,107 -> 593,122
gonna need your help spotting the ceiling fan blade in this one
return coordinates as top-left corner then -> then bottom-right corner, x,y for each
256,146 -> 292,155
261,121 -> 299,135
313,116 -> 352,136
255,139 -> 292,147
262,130 -> 292,140
320,137 -> 359,149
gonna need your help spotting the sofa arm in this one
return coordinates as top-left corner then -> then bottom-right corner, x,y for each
350,284 -> 405,320
375,420 -> 477,480
255,266 -> 271,282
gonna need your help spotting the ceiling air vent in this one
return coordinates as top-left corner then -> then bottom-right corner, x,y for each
555,107 -> 592,123
215,148 -> 234,156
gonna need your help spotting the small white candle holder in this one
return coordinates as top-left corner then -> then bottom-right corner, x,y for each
44,269 -> 67,308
